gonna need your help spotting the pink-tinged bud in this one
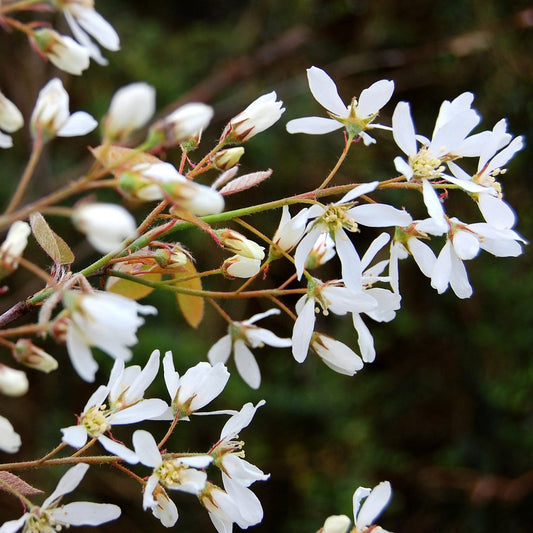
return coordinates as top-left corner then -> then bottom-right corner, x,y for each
150,102 -> 214,147
305,232 -> 335,269
103,82 -> 156,141
222,255 -> 261,278
0,221 -> 31,278
214,229 -> 265,259
222,91 -> 285,143
33,28 -> 90,75
13,339 -> 58,373
213,147 -> 244,170
72,202 -> 137,253
0,364 -> 29,397
0,92 -> 24,133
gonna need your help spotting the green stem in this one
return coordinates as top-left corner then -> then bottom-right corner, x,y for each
317,132 -> 355,190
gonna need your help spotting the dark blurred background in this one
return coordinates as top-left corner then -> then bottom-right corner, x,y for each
1,1 -> 532,531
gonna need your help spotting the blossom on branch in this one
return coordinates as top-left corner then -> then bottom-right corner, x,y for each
0,91 -> 24,149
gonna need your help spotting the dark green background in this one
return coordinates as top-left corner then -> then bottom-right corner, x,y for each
0,1 -> 531,531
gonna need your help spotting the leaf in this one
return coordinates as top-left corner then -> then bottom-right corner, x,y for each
107,266 -> 161,300
29,212 -> 74,264
91,145 -> 162,173
0,471 -> 42,496
218,169 -> 272,196
174,259 -> 204,328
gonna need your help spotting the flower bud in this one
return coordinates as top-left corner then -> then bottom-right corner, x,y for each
72,202 -> 137,253
213,147 -> 244,170
33,28 -> 90,75
0,221 -> 31,278
0,91 -> 24,133
222,91 -> 285,143
103,82 -> 156,141
166,181 -> 224,216
270,205 -> 309,257
317,514 -> 351,533
222,255 -> 261,279
154,246 -> 188,268
214,229 -> 265,259
0,415 -> 22,453
0,364 -> 29,397
12,339 -> 58,373
305,232 -> 335,269
150,102 -> 213,147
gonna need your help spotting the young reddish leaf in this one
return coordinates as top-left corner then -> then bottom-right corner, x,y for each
29,212 -> 74,264
0,471 -> 42,496
218,169 -> 272,196
174,259 -> 204,328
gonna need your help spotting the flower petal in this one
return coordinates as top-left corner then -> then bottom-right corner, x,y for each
307,66 -> 347,116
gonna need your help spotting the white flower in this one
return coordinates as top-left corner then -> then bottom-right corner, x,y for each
0,221 -> 31,274
392,94 -> 481,229
0,415 -> 21,454
216,229 -> 265,260
208,309 -> 291,389
317,514 -> 351,533
294,182 -> 411,290
222,91 -> 285,143
292,278 -> 377,364
0,364 -> 29,397
270,205 -> 310,257
55,0 -> 120,65
31,78 -> 97,141
33,28 -> 91,75
0,91 -> 24,148
62,290 -> 157,382
104,82 -> 156,140
133,429 -> 212,519
61,351 -> 167,462
72,202 -> 137,253
310,334 -> 364,376
222,254 -> 262,279
158,353 -> 230,419
0,464 -> 121,532
352,481 -> 392,532
286,66 -> 395,145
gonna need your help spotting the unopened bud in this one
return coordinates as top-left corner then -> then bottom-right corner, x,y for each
317,514 -> 351,533
214,229 -> 265,259
0,221 -> 31,278
213,147 -> 245,170
33,28 -> 90,76
103,82 -> 156,141
13,339 -> 58,373
0,364 -> 29,397
222,255 -> 261,279
154,247 -> 188,268
305,233 -> 335,269
0,91 -> 24,133
166,181 -> 224,216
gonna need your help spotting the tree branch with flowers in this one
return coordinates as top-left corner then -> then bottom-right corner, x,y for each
0,1 -> 527,532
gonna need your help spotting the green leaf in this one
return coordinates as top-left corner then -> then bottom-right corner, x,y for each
29,212 -> 74,264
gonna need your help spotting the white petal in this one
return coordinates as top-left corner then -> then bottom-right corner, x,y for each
350,203 -> 412,228
112,399 -> 168,424
408,237 -> 436,278
449,250 -> 472,299
356,481 -> 392,530
291,298 -> 316,363
43,464 -> 89,508
66,326 -> 98,382
307,66 -> 347,116
98,435 -> 138,464
477,194 -> 516,229
422,180 -> 447,229
335,229 -> 362,290
286,116 -> 343,134
394,156 -> 414,180
53,502 -> 121,526
392,102 -> 417,156
339,181 -> 379,204
312,334 -> 363,375
361,232 -> 390,272
207,335 -> 232,365
452,230 -> 479,260
76,7 -> 120,51
356,80 -> 394,118
61,425 -> 88,449
220,400 -> 265,440
431,241 -> 453,294
234,340 -> 261,389
352,313 -> 376,363
294,226 -> 323,280
0,515 -> 28,533
132,429 -> 161,468
124,349 -> 160,404
57,111 -> 97,137
162,351 -> 180,400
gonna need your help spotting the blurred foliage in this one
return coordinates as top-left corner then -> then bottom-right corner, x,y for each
0,0 -> 532,532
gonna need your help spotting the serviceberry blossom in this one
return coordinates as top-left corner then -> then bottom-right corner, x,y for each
201,401 -> 268,532
310,333 -> 364,376
222,91 -> 285,143
61,290 -> 157,382
33,28 -> 91,75
133,429 -> 212,526
286,66 -> 395,145
103,82 -> 156,141
31,78 -> 97,141
0,91 -> 24,148
54,0 -> 120,65
61,350 -> 167,462
352,481 -> 392,532
270,205 -> 310,258
72,202 -> 137,253
292,278 -> 377,364
222,254 -> 262,279
295,181 -> 411,289
0,221 -> 31,277
0,464 -> 121,532
392,93 -> 483,229
208,309 -> 291,389
158,352 -> 230,419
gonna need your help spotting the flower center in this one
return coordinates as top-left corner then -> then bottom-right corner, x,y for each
24,509 -> 56,532
81,405 -> 109,437
156,460 -> 190,489
409,147 -> 444,180
319,205 -> 358,233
